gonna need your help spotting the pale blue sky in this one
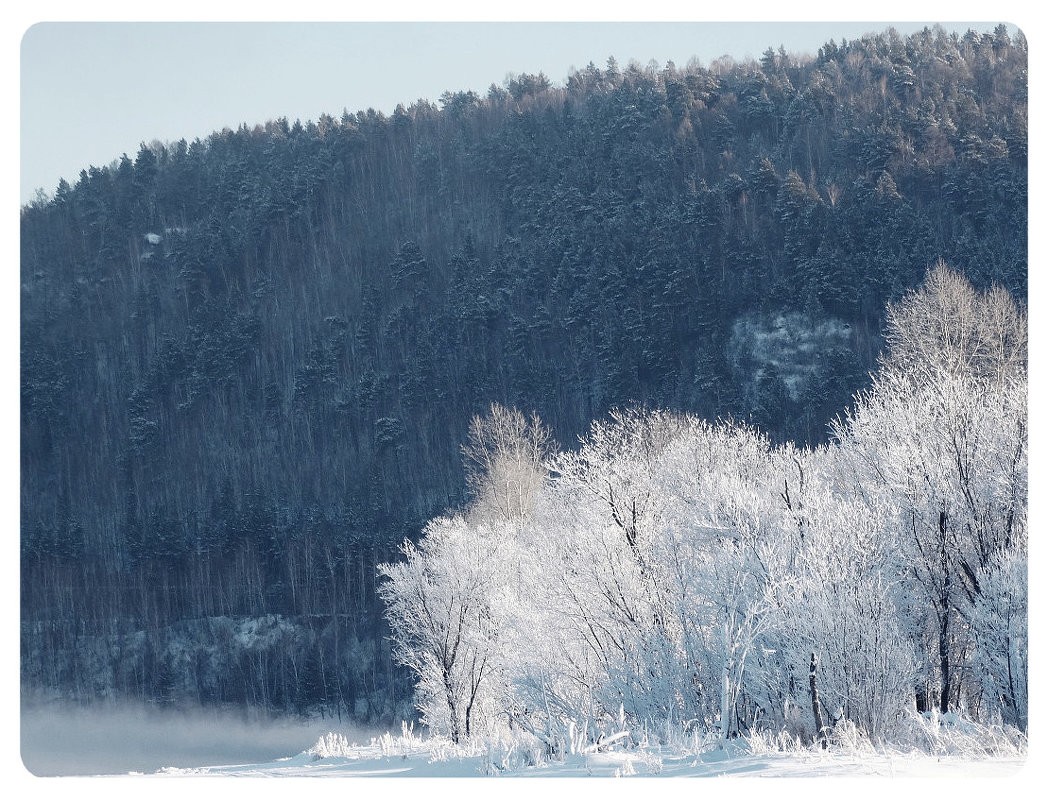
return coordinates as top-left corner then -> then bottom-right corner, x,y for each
18,20 -> 1012,204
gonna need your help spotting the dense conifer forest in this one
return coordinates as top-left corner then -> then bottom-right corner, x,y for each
20,25 -> 1026,723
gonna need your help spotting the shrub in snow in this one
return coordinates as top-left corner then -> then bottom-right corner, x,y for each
614,756 -> 636,777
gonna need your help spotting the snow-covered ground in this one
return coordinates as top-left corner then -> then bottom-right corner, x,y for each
107,716 -> 1024,781
18,703 -> 1030,789
153,736 -> 1025,779
14,725 -> 1034,801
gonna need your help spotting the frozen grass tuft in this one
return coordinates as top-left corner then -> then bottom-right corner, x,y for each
480,729 -> 550,774
375,720 -> 437,759
741,709 -> 1026,764
309,731 -> 358,760
893,709 -> 1027,760
743,726 -> 808,756
310,720 -> 437,761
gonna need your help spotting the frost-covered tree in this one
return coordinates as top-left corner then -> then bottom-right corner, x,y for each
502,412 -> 791,742
878,260 -> 1026,387
968,541 -> 1027,730
380,404 -> 555,743
500,412 -> 672,739
653,417 -> 784,739
378,516 -> 512,742
760,445 -> 919,742
835,264 -> 1027,725
461,402 -> 555,523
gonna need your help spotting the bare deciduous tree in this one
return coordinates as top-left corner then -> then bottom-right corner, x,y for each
461,403 -> 555,523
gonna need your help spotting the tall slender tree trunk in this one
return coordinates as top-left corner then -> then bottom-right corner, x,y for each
939,510 -> 951,714
810,652 -> 826,748
720,616 -> 733,741
444,668 -> 461,744
939,608 -> 951,714
721,660 -> 732,740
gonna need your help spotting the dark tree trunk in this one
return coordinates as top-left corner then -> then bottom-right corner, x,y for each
915,685 -> 928,713
939,510 -> 951,715
939,609 -> 951,714
809,652 -> 826,748
444,668 -> 461,744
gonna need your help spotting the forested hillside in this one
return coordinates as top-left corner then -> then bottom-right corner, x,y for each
20,25 -> 1026,720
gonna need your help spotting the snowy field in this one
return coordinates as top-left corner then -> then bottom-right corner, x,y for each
17,701 -> 1034,801
19,710 -> 1028,781
152,734 -> 1026,779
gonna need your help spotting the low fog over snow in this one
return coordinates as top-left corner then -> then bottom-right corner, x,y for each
20,699 -> 378,776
